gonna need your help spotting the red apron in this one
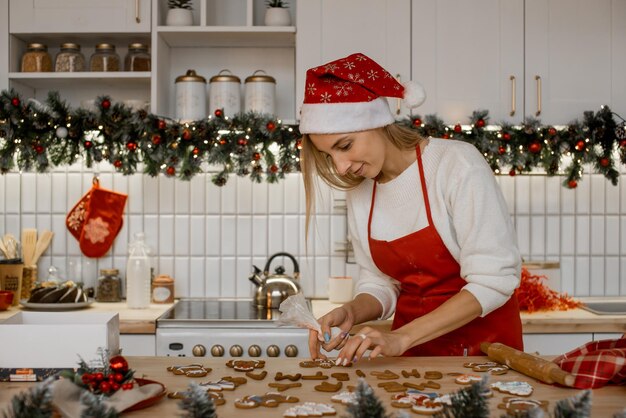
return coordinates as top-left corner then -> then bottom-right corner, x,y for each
367,144 -> 523,356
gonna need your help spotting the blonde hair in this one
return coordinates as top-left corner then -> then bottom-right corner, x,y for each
301,123 -> 424,239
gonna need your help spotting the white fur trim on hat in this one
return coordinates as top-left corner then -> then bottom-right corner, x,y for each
299,97 -> 395,134
402,81 -> 426,108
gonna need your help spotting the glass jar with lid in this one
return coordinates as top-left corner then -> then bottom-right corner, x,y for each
96,269 -> 122,302
124,43 -> 151,71
55,43 -> 86,72
90,43 -> 120,72
21,43 -> 52,72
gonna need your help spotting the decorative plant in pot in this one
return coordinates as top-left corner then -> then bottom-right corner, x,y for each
264,0 -> 291,26
166,0 -> 194,26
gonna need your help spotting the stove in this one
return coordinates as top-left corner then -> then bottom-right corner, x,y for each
156,299 -> 310,358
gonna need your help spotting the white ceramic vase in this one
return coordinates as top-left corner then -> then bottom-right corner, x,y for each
264,7 -> 291,26
166,8 -> 193,26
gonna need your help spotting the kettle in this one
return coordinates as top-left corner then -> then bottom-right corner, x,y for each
249,252 -> 301,309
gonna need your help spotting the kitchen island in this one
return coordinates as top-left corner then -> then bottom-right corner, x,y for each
0,356 -> 624,416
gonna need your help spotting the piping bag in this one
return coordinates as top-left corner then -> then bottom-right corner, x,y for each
277,293 -> 342,343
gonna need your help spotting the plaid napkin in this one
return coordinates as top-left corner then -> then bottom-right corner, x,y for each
553,337 -> 626,389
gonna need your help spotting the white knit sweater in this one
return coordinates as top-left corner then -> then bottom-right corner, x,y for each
347,138 -> 521,320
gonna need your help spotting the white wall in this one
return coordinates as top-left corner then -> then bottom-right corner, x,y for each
1,159 -> 625,299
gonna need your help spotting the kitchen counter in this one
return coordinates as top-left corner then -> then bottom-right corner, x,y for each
0,302 -> 173,334
1,356 -> 624,416
311,299 -> 626,334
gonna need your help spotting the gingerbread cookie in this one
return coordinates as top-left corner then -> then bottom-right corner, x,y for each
424,381 -> 441,389
401,369 -> 421,378
331,391 -> 358,405
299,359 -> 335,369
275,372 -> 302,381
377,381 -> 406,392
403,382 -> 425,391
330,372 -> 350,381
355,369 -> 366,378
390,390 -> 439,409
234,392 -> 299,409
423,371 -> 443,380
199,379 -> 236,391
463,361 -> 509,375
301,371 -> 329,380
454,374 -> 482,385
315,381 -> 343,392
283,402 -> 337,417
167,364 -> 211,377
491,381 -> 534,396
411,400 -> 443,415
222,376 -> 247,386
168,390 -> 226,406
246,370 -> 267,381
268,382 -> 302,392
370,370 -> 400,380
498,397 -> 549,414
226,359 -> 265,372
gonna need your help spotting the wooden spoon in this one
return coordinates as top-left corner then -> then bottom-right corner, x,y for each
21,228 -> 37,266
32,230 -> 54,265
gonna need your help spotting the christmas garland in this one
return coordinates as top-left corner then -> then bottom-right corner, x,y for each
1,89 -> 625,188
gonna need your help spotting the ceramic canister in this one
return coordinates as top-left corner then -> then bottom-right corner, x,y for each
175,69 -> 207,122
244,70 -> 276,115
209,70 -> 241,117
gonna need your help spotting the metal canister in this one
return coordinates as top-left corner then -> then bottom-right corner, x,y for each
209,70 -> 241,117
244,70 -> 276,115
175,69 -> 207,122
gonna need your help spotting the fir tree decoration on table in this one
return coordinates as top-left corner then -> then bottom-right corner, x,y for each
168,0 -> 193,10
2,377 -> 55,418
434,376 -> 490,418
346,378 -> 392,418
553,390 -> 592,418
78,391 -> 119,418
178,382 -> 218,418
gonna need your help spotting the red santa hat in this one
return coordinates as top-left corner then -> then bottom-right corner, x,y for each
299,52 -> 426,134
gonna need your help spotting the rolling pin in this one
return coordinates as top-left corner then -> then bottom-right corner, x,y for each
481,342 -> 575,387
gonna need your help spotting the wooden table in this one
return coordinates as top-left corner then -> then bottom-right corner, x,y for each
1,356 -> 624,417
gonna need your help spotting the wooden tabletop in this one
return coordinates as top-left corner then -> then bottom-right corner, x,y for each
1,356 -> 624,416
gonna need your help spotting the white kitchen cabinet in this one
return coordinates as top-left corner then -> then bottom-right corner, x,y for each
295,0 -> 411,119
9,0 -> 151,33
120,334 -> 156,356
412,0 -> 625,125
522,333 -> 592,355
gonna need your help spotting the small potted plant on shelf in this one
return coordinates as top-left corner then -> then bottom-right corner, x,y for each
264,0 -> 291,27
166,0 -> 194,26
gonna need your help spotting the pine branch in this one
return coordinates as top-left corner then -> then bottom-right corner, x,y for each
79,391 -> 119,418
553,390 -> 592,418
2,377 -> 55,418
345,378 -> 391,418
178,382 -> 218,418
614,408 -> 626,418
435,376 -> 490,418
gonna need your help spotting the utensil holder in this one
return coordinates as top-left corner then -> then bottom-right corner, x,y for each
20,265 -> 37,300
0,261 -> 24,306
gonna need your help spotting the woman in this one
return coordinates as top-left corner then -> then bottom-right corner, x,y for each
299,53 -> 523,364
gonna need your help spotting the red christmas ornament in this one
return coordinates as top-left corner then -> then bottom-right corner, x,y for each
192,147 -> 200,155
151,134 -> 162,145
575,140 -> 585,151
11,97 -> 20,107
453,123 -> 462,133
266,121 -> 276,132
269,164 -> 278,173
442,133 -> 450,139
568,180 -> 578,189
498,146 -> 506,155
34,145 -> 44,154
237,137 -> 247,146
84,141 -> 93,149
109,355 -> 129,374
621,139 -> 626,148
157,119 -> 167,130
182,129 -> 191,141
412,118 -> 422,127
114,160 -> 122,168
126,142 -> 137,151
253,152 -> 261,161
476,119 -> 485,128
528,142 -> 542,154
219,139 -> 227,145
101,99 -> 111,110
502,132 -> 511,141
599,157 -> 610,167
166,166 -> 176,176
214,109 -> 223,118
296,139 -> 302,149
548,127 -> 557,136
509,169 -> 516,177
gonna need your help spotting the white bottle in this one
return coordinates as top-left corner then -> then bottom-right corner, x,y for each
126,232 -> 151,309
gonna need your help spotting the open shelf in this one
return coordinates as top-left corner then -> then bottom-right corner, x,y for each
8,72 -> 151,89
156,26 -> 295,48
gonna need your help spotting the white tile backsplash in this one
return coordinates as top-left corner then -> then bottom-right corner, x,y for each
2,168 -> 626,298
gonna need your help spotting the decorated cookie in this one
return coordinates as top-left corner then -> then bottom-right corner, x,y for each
411,400 -> 443,416
463,361 -> 509,375
168,390 -> 226,405
370,370 -> 400,380
299,359 -> 335,369
268,382 -> 302,392
199,379 -> 236,391
390,390 -> 439,409
491,381 -> 534,396
331,391 -> 358,405
167,364 -> 211,377
275,372 -> 302,381
283,402 -> 337,417
454,374 -> 483,385
226,360 -> 265,372
315,381 -> 343,392
498,397 -> 549,414
222,376 -> 247,386
246,370 -> 268,380
234,392 -> 299,409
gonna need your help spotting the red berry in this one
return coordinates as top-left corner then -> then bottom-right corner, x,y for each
166,166 -> 175,176
502,132 -> 511,141
442,133 -> 450,139
270,164 -> 278,173
84,141 -> 93,149
34,145 -> 44,154
296,139 -> 302,149
112,383 -> 121,391
101,99 -> 111,110
151,134 -> 162,145
94,372 -> 104,382
453,124 -> 462,133
157,119 -> 167,130
498,146 -> 506,155
11,97 -> 20,107
237,137 -> 247,146
193,147 -> 200,155
219,139 -> 227,145
575,140 -> 585,151
81,374 -> 92,384
548,127 -> 557,136
122,382 -> 134,390
509,169 -> 516,177
599,157 -> 610,167
253,152 -> 261,161
114,373 -> 124,383
182,129 -> 191,141
126,142 -> 137,151
568,180 -> 578,189
476,119 -> 485,128
266,121 -> 276,132
114,160 -> 122,168
99,381 -> 111,393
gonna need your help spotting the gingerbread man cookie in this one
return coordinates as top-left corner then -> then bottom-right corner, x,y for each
299,359 -> 335,369
199,379 -> 236,391
331,390 -> 358,405
498,397 -> 549,414
275,372 -> 302,381
246,370 -> 267,380
491,381 -> 534,396
315,381 -> 343,392
268,382 -> 302,392
168,390 -> 226,406
226,359 -> 265,372
283,402 -> 337,417
454,374 -> 483,385
463,361 -> 509,375
370,370 -> 400,380
234,392 -> 299,409
167,364 -> 211,377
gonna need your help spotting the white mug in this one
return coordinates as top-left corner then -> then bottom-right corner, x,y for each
328,276 -> 353,304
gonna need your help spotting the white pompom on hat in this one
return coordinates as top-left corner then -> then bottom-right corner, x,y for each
299,52 -> 426,134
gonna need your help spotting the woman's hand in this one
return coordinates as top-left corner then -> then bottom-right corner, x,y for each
308,306 -> 354,359
333,326 -> 411,365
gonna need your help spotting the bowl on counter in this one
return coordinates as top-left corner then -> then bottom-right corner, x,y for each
0,291 -> 14,310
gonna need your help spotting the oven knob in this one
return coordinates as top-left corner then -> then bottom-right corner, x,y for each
192,344 -> 206,357
266,345 -> 280,357
285,344 -> 298,357
248,345 -> 262,357
230,344 -> 244,357
210,345 -> 225,357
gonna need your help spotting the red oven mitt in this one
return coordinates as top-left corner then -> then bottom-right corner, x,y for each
553,337 -> 626,389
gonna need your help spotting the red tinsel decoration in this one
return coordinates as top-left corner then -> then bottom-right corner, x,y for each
515,267 -> 582,313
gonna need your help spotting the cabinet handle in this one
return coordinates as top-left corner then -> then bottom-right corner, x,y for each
509,75 -> 516,116
535,75 -> 542,116
395,74 -> 402,115
135,0 -> 141,23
